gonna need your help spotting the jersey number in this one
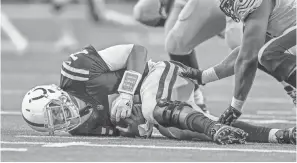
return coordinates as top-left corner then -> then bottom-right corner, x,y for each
70,49 -> 88,61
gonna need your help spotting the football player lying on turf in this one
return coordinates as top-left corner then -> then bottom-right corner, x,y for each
21,44 -> 296,144
133,0 -> 296,108
180,0 -> 296,125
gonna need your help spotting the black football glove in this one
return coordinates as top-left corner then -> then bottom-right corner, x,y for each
218,106 -> 242,125
170,61 -> 203,85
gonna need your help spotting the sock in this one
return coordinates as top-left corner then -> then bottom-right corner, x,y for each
232,121 -> 271,143
285,70 -> 296,88
201,67 -> 219,84
184,112 -> 217,138
169,50 -> 199,69
268,129 -> 280,143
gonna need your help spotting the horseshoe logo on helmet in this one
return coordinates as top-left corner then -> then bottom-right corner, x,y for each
29,88 -> 47,103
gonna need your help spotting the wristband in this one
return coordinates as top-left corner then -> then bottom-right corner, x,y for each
201,67 -> 219,84
118,70 -> 142,95
231,97 -> 245,111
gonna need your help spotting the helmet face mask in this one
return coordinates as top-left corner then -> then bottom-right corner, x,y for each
220,0 -> 240,22
45,95 -> 81,134
22,85 -> 81,135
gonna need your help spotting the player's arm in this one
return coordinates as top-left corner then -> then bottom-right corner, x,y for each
233,0 -> 271,104
102,44 -> 148,122
218,0 -> 272,125
99,44 -> 148,73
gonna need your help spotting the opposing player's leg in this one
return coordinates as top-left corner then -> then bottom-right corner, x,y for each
232,121 -> 296,144
258,26 -> 296,106
165,0 -> 226,69
258,26 -> 296,88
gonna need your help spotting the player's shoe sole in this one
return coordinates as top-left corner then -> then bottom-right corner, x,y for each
213,125 -> 248,145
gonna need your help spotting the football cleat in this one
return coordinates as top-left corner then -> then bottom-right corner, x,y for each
275,127 -> 296,144
209,124 -> 248,145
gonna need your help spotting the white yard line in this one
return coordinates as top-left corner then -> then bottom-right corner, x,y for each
0,111 -> 21,115
0,148 -> 28,152
15,135 -> 120,140
241,114 -> 296,120
0,141 -> 295,154
239,119 -> 296,124
257,110 -> 295,115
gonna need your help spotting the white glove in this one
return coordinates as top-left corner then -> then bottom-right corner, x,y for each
111,70 -> 142,123
111,93 -> 133,123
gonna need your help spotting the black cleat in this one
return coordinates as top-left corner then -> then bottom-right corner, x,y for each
210,124 -> 248,145
275,127 -> 296,144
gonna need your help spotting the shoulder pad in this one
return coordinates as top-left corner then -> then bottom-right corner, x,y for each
234,0 -> 263,22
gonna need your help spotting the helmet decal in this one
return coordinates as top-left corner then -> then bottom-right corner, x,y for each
29,88 -> 47,103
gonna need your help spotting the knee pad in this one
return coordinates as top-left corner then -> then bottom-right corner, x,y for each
153,99 -> 195,129
259,51 -> 296,81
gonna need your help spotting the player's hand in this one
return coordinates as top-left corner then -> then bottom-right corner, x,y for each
171,61 -> 203,85
116,104 -> 146,137
111,93 -> 133,123
218,106 -> 242,125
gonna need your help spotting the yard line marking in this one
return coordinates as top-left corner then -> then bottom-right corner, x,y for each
0,148 -> 28,152
42,142 -> 90,147
1,141 -> 45,145
257,110 -> 294,115
241,114 -> 296,120
0,111 -> 21,115
240,119 -> 296,124
15,135 -> 120,140
1,141 -> 295,154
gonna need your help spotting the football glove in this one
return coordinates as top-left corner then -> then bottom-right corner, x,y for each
111,70 -> 142,122
218,106 -> 242,125
111,93 -> 133,123
171,61 -> 203,85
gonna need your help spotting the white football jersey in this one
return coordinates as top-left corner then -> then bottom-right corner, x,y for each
234,0 -> 296,37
